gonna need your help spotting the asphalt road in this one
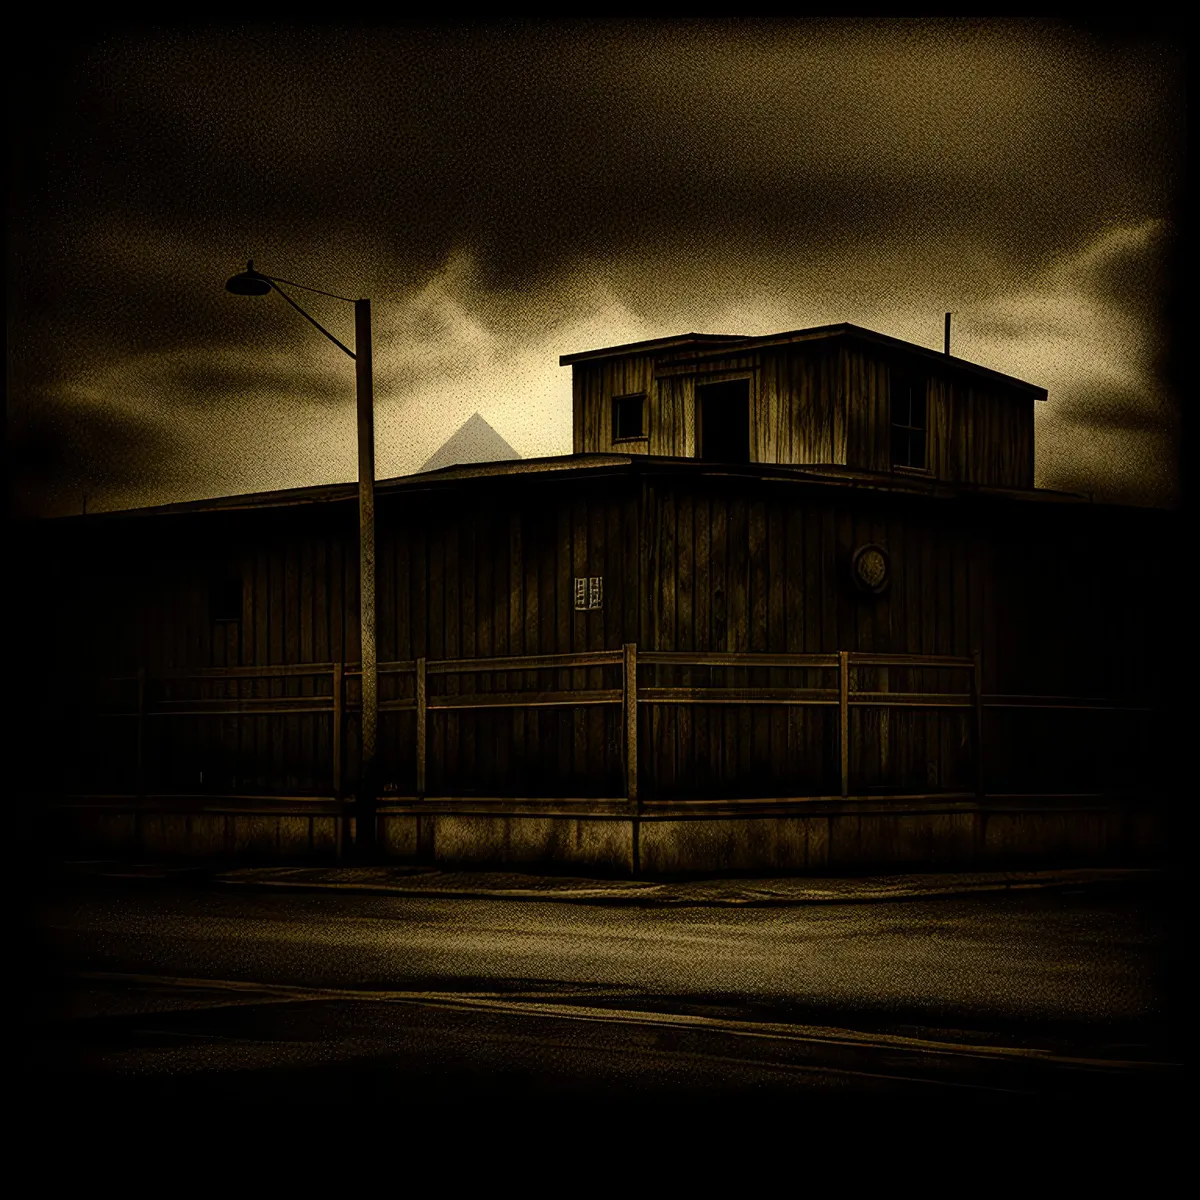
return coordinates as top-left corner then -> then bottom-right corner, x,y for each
22,880 -> 1180,1105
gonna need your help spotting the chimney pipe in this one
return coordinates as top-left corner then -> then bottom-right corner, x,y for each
944,312 -> 951,355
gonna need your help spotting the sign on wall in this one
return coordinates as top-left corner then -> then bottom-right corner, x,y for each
574,577 -> 603,610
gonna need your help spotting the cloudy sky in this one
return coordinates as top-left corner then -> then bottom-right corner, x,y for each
8,19 -> 1186,517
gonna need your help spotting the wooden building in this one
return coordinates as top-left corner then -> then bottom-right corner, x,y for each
568,323 -> 1038,488
20,323 -> 1172,874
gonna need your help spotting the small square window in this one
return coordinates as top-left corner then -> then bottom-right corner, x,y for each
612,394 -> 646,442
210,576 -> 242,623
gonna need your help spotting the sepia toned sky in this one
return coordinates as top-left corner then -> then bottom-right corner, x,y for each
8,19 -> 1186,518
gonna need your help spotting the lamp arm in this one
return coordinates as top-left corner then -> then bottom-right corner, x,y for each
269,281 -> 357,360
262,274 -> 356,303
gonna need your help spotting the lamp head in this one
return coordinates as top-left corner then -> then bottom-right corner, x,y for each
225,260 -> 273,296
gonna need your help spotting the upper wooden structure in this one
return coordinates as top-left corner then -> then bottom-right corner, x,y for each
563,323 -> 1046,490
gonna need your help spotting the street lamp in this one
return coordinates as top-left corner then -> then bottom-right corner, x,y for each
225,260 -> 378,855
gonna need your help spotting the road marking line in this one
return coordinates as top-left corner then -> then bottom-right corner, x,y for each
63,970 -> 1179,1074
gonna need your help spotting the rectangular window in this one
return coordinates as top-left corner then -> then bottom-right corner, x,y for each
612,393 -> 646,442
890,376 -> 927,470
209,576 -> 243,623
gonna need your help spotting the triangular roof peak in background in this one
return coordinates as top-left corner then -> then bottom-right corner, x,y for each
418,412 -> 521,473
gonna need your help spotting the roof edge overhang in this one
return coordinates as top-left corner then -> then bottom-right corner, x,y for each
559,332 -> 751,365
560,322 -> 1048,400
30,455 -> 636,522
27,453 -> 1155,527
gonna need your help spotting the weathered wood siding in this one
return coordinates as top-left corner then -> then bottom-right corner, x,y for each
841,344 -> 1034,487
52,476 -> 642,801
575,336 -> 1035,488
756,346 -> 845,466
573,356 -> 656,455
637,473 -> 1163,799
56,505 -> 358,797
578,351 -> 768,461
378,478 -> 637,798
42,464 -> 1164,809
651,373 -> 692,457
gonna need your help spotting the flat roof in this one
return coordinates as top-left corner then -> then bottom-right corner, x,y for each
44,453 -> 1101,524
558,332 -> 750,364
560,321 -> 1048,400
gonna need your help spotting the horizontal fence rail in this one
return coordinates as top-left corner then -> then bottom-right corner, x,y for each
76,647 -> 1157,807
639,651 -> 841,668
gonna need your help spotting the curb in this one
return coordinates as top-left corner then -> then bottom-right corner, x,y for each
46,863 -> 1163,907
209,867 -> 1162,907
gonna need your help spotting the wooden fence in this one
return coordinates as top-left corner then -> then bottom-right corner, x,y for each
72,648 -> 1155,805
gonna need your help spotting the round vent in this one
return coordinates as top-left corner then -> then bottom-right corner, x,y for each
851,544 -> 890,594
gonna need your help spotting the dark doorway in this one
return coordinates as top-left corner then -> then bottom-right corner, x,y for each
696,379 -> 751,463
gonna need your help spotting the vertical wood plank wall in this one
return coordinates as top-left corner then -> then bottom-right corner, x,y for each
842,354 -> 1036,488
573,356 -> 656,455
576,338 -> 1035,490
54,469 -> 1163,803
756,346 -> 845,466
637,476 -> 1161,798
61,480 -> 640,800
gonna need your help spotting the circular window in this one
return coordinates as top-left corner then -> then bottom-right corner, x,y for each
851,544 -> 890,594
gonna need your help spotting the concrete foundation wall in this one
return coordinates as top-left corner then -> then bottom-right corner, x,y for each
425,815 -> 634,874
49,804 -> 342,862
41,796 -> 1168,875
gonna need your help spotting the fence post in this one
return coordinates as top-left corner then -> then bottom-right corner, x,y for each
839,650 -> 850,798
135,667 -> 146,798
135,667 -> 147,856
878,663 -> 890,779
623,643 -> 638,808
416,658 -> 427,799
624,643 -> 639,877
333,662 -> 344,859
972,650 -> 985,801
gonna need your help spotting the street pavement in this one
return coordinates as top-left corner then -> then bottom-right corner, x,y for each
22,873 -> 1180,1105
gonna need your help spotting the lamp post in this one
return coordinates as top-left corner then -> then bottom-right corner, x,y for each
225,261 -> 378,855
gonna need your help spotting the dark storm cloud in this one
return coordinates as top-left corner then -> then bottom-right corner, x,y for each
8,18 -> 1185,516
32,22 -> 1181,270
9,401 -> 189,521
1057,393 -> 1173,435
169,359 -> 348,407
